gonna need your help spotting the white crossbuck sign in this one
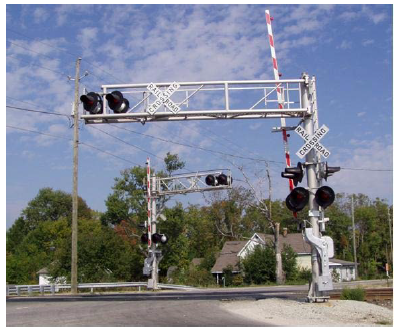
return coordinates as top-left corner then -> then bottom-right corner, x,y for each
295,124 -> 331,159
146,82 -> 181,115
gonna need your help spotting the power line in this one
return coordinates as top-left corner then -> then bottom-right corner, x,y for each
89,126 -> 194,172
6,105 -> 392,173
109,124 -> 284,164
6,105 -> 71,118
7,40 -> 75,67
6,125 -> 140,166
340,167 -> 392,172
7,54 -> 68,76
90,126 -> 163,161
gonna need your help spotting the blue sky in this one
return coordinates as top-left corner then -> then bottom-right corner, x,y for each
5,3 -> 393,229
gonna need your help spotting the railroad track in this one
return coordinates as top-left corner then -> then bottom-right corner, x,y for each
330,288 -> 393,301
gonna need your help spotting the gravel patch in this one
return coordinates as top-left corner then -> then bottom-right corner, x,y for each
221,298 -> 393,326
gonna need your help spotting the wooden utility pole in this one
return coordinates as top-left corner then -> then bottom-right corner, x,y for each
351,196 -> 358,279
71,57 -> 81,294
387,207 -> 393,262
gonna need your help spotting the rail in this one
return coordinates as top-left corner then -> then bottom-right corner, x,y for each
330,288 -> 393,301
6,282 -> 196,296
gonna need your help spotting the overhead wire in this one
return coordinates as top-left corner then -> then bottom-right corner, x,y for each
7,29 -> 391,174
109,124 -> 284,164
6,125 -> 140,166
89,126 -> 194,172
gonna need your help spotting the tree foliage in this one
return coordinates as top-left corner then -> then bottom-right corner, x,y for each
241,245 -> 276,284
6,157 -> 393,285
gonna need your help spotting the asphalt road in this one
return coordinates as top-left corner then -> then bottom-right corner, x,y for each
7,286 -> 304,327
7,281 -> 389,327
7,297 -> 273,327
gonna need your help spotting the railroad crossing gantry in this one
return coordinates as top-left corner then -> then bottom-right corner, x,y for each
80,74 -> 336,301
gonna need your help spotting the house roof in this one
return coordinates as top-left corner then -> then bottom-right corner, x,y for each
211,241 -> 246,273
329,258 -> 357,266
37,267 -> 49,274
256,232 -> 311,254
211,232 -> 311,274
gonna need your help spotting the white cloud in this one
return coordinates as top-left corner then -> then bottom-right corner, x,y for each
330,137 -> 392,201
362,39 -> 374,46
33,7 -> 49,24
338,40 -> 352,49
357,112 -> 366,117
338,5 -> 388,25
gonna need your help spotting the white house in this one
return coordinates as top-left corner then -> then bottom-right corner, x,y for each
211,230 -> 357,284
37,267 -> 67,291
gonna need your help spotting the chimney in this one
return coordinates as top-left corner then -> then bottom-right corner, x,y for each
282,228 -> 288,237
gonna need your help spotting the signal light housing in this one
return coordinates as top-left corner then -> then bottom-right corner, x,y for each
80,92 -> 103,114
141,233 -> 149,243
315,186 -> 335,209
323,162 -> 341,181
205,173 -> 232,186
285,187 -> 309,212
281,162 -> 304,186
106,91 -> 129,113
152,233 -> 168,244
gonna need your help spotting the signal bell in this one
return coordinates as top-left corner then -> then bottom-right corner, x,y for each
106,91 -> 129,113
80,92 -> 103,114
285,187 -> 309,212
315,186 -> 335,209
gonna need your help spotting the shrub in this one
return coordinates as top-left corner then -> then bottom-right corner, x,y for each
340,287 -> 365,301
281,244 -> 298,281
222,265 -> 235,287
297,267 -> 312,283
232,274 -> 244,286
241,245 -> 276,285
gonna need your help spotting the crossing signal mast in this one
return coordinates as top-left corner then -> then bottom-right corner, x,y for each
77,9 -> 340,302
143,158 -> 232,289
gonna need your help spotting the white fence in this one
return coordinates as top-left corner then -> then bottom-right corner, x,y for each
6,282 -> 195,296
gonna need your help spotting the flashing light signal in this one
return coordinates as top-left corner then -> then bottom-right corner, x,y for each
205,173 -> 232,186
152,233 -> 168,244
315,186 -> 335,209
105,91 -> 129,113
80,92 -> 103,114
285,187 -> 309,212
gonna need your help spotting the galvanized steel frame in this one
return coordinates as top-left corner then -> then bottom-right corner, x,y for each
81,79 -> 307,124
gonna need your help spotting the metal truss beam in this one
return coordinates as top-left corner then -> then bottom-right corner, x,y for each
80,79 -> 308,124
155,170 -> 232,196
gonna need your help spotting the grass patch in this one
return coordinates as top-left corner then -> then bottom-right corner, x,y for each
340,287 -> 365,301
376,320 -> 392,325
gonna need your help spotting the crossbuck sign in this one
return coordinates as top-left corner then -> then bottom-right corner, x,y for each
146,82 -> 180,115
295,124 -> 330,159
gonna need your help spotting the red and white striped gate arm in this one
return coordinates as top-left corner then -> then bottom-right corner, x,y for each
146,157 -> 152,247
265,10 -> 294,192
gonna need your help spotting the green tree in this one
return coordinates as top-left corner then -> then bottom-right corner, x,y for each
281,244 -> 298,281
7,188 -> 92,253
50,219 -> 140,283
241,245 -> 276,285
164,152 -> 185,175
